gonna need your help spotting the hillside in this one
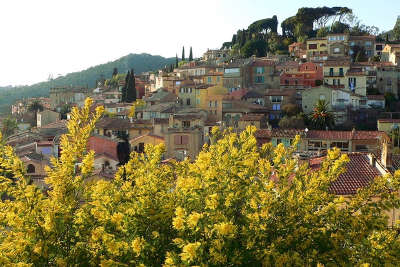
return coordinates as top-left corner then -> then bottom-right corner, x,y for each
0,53 -> 175,114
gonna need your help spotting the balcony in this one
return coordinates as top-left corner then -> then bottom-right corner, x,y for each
324,84 -> 345,89
324,71 -> 344,77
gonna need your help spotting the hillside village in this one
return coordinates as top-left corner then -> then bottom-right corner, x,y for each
2,10 -> 400,206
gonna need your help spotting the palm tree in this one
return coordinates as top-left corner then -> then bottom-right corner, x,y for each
28,100 -> 44,127
310,100 -> 335,130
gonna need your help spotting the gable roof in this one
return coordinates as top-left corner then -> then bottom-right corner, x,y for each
96,117 -> 132,130
309,153 -> 383,195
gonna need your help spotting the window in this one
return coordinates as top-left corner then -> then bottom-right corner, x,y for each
256,67 -> 264,74
308,141 -> 327,151
182,121 -> 190,128
319,94 -> 326,100
329,68 -> 333,76
349,77 -> 356,89
272,103 -> 281,110
255,76 -> 265,83
355,144 -> 368,152
309,44 -> 317,49
271,96 -> 283,103
214,100 -> 218,107
196,99 -> 200,105
209,101 -> 212,107
339,68 -> 343,76
333,47 -> 340,53
285,79 -> 289,85
276,139 -> 282,144
207,77 -> 212,83
216,77 -> 220,82
27,164 -> 35,174
330,141 -> 349,151
174,135 -> 189,145
186,98 -> 191,105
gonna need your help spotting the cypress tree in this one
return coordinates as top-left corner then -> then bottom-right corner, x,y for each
122,71 -> 130,102
189,47 -> 193,61
182,46 -> 185,61
126,69 -> 136,103
112,67 -> 118,77
175,54 -> 179,68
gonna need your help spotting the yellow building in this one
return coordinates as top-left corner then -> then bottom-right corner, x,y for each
323,60 -> 350,88
130,134 -> 165,153
198,85 -> 229,121
203,72 -> 223,86
306,37 -> 328,61
377,119 -> 400,133
382,44 -> 400,65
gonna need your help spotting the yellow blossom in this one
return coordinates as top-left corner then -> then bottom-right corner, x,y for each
187,212 -> 203,228
132,237 -> 145,256
180,242 -> 201,263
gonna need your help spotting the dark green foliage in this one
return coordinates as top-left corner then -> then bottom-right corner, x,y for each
248,15 -> 278,35
1,116 -> 18,137
281,6 -> 352,39
189,47 -> 193,61
330,21 -> 350,33
126,69 -> 136,103
28,100 -> 44,127
352,45 -> 368,62
221,42 -> 232,50
182,46 -> 185,61
60,104 -> 72,120
316,27 -> 330,37
121,71 -> 130,103
385,92 -> 397,111
112,68 -> 118,77
0,54 -> 175,114
175,54 -> 179,68
393,17 -> 400,40
310,99 -> 335,130
241,40 -> 267,58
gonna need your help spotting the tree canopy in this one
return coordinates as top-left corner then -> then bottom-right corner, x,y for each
1,99 -> 400,265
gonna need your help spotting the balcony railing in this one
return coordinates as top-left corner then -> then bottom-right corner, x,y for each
324,72 -> 344,77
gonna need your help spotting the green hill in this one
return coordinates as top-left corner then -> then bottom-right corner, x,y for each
0,53 -> 175,114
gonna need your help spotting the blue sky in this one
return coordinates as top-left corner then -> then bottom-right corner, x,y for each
0,0 -> 398,86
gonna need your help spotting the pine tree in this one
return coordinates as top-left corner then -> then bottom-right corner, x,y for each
175,54 -> 179,68
126,69 -> 136,103
189,46 -> 193,61
182,46 -> 185,61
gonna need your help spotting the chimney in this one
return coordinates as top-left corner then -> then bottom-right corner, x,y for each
381,140 -> 393,168
368,153 -> 376,167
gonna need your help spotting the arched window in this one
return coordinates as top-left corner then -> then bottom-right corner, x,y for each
27,164 -> 35,174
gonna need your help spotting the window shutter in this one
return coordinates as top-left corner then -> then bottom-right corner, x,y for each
182,135 -> 189,145
174,135 -> 181,145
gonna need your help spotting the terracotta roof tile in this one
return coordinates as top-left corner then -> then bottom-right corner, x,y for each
378,119 -> 400,123
239,114 -> 265,121
309,153 -> 382,195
